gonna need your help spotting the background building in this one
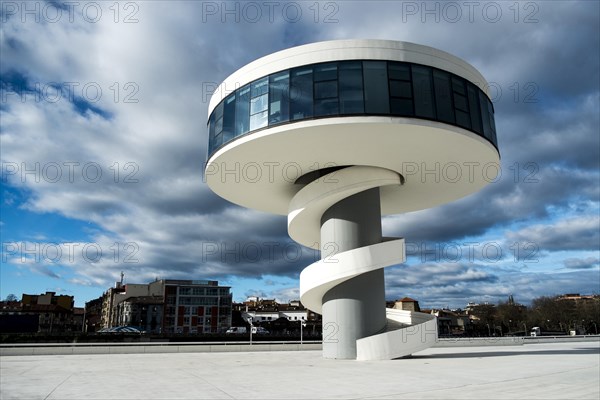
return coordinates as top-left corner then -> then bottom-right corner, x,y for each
0,292 -> 81,333
98,277 -> 232,334
114,296 -> 163,333
233,297 -> 321,335
84,297 -> 103,333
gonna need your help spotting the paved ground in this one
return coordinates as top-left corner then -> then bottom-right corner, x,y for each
1,341 -> 598,399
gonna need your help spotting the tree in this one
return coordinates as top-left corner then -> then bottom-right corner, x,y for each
468,304 -> 497,335
497,300 -> 527,334
4,294 -> 18,302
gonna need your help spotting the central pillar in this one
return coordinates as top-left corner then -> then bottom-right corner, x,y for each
320,188 -> 387,359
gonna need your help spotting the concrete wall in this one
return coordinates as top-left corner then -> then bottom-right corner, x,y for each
3,336 -> 597,357
0,342 -> 322,356
434,337 -> 525,347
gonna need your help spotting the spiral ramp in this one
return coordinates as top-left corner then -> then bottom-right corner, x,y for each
289,166 -> 438,360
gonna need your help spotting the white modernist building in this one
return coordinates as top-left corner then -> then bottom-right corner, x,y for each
205,39 -> 499,360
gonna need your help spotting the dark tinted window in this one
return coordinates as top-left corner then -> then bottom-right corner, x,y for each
339,61 -> 364,114
390,81 -> 412,98
314,63 -> 337,81
389,62 -> 413,116
363,61 -> 389,114
479,91 -> 492,141
251,77 -> 268,97
452,77 -> 470,129
315,81 -> 338,99
412,65 -> 435,119
208,112 -> 216,152
433,70 -> 454,124
208,60 -> 497,157
388,63 -> 411,80
451,77 -> 466,95
314,63 -> 338,117
213,102 -> 224,134
222,94 -> 236,143
467,83 -> 482,134
235,85 -> 250,135
315,98 -> 339,116
454,95 -> 468,112
390,98 -> 413,116
487,98 -> 497,144
290,67 -> 313,120
269,71 -> 290,125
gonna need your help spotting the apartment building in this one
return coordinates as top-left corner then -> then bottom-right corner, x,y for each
99,278 -> 232,334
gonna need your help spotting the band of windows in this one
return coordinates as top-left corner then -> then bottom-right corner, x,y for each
208,60 -> 497,157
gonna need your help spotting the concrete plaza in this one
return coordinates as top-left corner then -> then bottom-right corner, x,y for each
1,340 -> 598,399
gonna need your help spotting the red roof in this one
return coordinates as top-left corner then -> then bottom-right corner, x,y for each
398,297 -> 417,302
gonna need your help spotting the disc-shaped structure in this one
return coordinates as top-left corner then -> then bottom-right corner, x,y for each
205,39 -> 499,360
205,39 -> 499,219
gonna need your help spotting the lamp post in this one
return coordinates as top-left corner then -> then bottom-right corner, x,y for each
247,317 -> 253,345
486,323 -> 491,337
300,317 -> 306,345
82,307 -> 86,332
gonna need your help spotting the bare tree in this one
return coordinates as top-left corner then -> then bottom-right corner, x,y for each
4,294 -> 18,302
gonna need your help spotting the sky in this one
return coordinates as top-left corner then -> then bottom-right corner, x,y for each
1,1 -> 599,308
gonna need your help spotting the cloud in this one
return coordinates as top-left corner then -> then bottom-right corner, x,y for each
386,262 -> 498,287
385,265 -> 600,309
243,286 -> 300,304
563,257 -> 600,270
1,1 -> 598,307
270,287 -> 300,304
506,216 -> 600,251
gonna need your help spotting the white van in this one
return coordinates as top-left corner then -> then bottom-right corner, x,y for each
226,327 -> 247,334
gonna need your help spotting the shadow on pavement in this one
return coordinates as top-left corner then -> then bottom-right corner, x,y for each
405,347 -> 600,360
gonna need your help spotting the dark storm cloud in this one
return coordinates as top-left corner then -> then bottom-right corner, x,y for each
506,217 -> 600,251
384,163 -> 598,244
386,263 -> 499,288
563,257 -> 600,270
1,1 -> 598,305
386,266 -> 600,308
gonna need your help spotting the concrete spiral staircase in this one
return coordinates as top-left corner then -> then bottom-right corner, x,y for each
288,166 -> 438,360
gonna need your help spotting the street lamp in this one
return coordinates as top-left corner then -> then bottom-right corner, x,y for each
247,317 -> 253,345
300,317 -> 306,345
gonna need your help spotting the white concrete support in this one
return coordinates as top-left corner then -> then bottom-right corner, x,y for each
320,188 -> 386,359
293,166 -> 438,360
